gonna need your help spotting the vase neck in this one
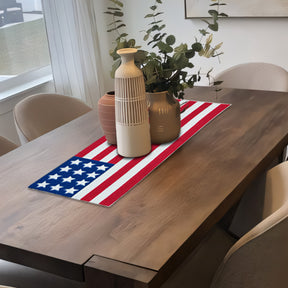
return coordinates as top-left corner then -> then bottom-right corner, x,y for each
120,55 -> 135,65
117,48 -> 137,64
147,91 -> 168,99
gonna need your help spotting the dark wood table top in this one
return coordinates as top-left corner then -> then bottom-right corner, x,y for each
1,87 -> 288,287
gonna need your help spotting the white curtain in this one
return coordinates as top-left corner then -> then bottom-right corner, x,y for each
42,0 -> 104,108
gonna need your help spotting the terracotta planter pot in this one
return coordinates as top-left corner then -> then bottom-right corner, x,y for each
146,91 -> 180,144
98,91 -> 116,145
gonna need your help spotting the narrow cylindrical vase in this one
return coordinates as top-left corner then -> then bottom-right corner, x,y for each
115,48 -> 151,157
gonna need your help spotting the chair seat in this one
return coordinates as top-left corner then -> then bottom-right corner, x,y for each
161,225 -> 236,288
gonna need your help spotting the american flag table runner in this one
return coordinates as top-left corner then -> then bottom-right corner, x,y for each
29,100 -> 230,207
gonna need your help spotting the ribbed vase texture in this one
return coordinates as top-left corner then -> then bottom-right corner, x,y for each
115,48 -> 151,157
147,91 -> 180,144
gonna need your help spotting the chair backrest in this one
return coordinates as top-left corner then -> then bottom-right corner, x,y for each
13,93 -> 92,144
0,136 -> 18,156
216,63 -> 288,92
211,161 -> 288,288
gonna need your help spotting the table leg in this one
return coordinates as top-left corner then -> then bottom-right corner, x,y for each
84,255 -> 157,288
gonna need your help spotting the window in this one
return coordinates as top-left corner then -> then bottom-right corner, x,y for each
0,0 -> 52,98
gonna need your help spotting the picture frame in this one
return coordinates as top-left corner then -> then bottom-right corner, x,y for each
185,0 -> 288,18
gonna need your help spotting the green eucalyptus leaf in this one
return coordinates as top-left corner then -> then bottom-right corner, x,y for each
208,23 -> 219,31
192,42 -> 203,52
135,50 -> 148,64
157,41 -> 173,53
116,33 -> 128,40
109,0 -> 123,7
143,33 -> 149,41
166,35 -> 176,45
185,49 -> 195,58
105,11 -> 123,17
107,20 -> 123,26
104,11 -> 115,15
151,20 -> 163,25
107,27 -> 117,32
115,24 -> 126,30
151,25 -> 161,31
162,69 -> 173,79
174,43 -> 188,53
208,9 -> 219,16
177,58 -> 189,69
107,7 -> 121,11
127,38 -> 136,47
199,29 -> 209,36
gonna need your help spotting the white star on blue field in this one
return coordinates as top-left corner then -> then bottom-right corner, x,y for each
29,156 -> 114,198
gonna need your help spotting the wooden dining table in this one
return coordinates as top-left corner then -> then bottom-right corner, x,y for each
1,87 -> 288,287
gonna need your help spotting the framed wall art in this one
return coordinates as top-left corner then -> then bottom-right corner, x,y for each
185,0 -> 288,18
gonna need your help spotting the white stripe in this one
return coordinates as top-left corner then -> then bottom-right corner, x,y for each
73,102 -> 220,202
101,150 -> 119,162
90,103 -> 221,204
82,141 -> 110,159
72,101 -> 207,200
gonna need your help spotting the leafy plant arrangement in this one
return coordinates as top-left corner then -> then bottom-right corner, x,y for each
105,0 -> 227,98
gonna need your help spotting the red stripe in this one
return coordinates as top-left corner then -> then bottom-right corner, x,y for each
92,145 -> 117,161
181,102 -> 212,126
81,145 -> 159,202
180,100 -> 196,113
100,104 -> 229,206
109,154 -> 123,165
76,136 -> 106,157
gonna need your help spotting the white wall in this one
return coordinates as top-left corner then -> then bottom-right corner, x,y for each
98,0 -> 288,88
2,0 -> 288,145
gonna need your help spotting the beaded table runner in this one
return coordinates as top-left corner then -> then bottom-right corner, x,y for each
29,100 -> 230,207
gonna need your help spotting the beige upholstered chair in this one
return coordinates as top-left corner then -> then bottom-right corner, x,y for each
13,93 -> 92,144
216,63 -> 288,237
0,136 -> 18,156
211,161 -> 288,288
162,161 -> 288,288
215,62 -> 288,92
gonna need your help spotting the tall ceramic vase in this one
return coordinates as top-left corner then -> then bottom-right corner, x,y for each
115,48 -> 151,157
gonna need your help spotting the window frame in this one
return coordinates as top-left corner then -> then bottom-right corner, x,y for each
0,65 -> 53,101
